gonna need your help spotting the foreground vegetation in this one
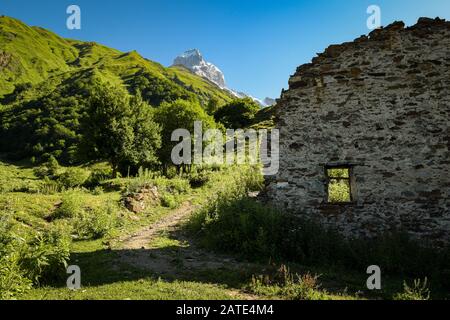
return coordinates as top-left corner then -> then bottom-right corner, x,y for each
187,184 -> 450,300
0,157 -> 448,300
0,158 -> 261,299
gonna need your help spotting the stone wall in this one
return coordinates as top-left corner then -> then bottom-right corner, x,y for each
266,18 -> 450,243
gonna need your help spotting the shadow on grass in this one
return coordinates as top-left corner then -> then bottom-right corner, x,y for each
42,236 -> 383,300
46,246 -> 403,300
0,153 -> 43,172
47,230 -> 259,295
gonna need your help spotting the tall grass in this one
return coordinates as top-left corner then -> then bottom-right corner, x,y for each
248,264 -> 327,300
0,212 -> 71,298
52,192 -> 120,240
188,167 -> 450,289
125,167 -> 191,196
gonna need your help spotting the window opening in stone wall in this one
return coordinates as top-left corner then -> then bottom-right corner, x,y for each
326,166 -> 353,203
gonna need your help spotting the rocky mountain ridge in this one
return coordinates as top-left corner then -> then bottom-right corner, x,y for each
172,49 -> 275,107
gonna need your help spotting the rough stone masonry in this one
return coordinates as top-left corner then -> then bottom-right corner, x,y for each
266,18 -> 450,244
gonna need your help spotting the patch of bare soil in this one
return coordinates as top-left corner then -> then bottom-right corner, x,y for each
114,201 -> 259,300
118,201 -> 195,250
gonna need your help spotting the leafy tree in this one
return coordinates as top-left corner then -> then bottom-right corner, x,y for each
127,73 -> 196,106
154,99 -> 217,171
214,98 -> 260,129
206,97 -> 221,115
57,167 -> 90,188
124,92 -> 162,171
81,82 -> 161,176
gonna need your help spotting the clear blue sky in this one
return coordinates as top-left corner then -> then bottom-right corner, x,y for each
1,0 -> 450,99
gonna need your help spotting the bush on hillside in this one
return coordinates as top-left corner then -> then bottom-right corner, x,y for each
0,254 -> 33,300
186,170 -> 211,188
125,173 -> 191,197
214,98 -> 260,129
160,193 -> 180,209
33,156 -> 60,179
38,177 -> 61,195
57,167 -> 91,189
52,193 -> 84,220
18,226 -> 71,285
85,166 -> 113,188
154,99 -> 217,169
0,214 -> 71,298
51,192 -> 119,240
71,204 -> 119,240
394,278 -> 431,300
248,264 -> 326,300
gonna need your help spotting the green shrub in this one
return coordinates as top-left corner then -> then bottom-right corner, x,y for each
100,178 -> 128,192
248,264 -> 326,300
91,186 -> 104,195
50,192 -> 118,240
125,179 -> 144,194
33,156 -> 60,179
46,156 -> 60,176
191,197 -> 283,259
85,167 -> 113,188
52,193 -> 84,219
0,254 -> 33,300
0,212 -> 17,247
162,177 -> 191,195
160,193 -> 179,209
191,193 -> 450,280
38,177 -> 62,195
187,165 -> 274,259
18,226 -> 71,285
33,166 -> 50,179
394,278 -> 431,300
187,171 -> 210,188
71,205 -> 118,240
164,167 -> 178,179
279,273 -> 326,300
124,167 -> 160,194
126,175 -> 190,197
0,214 -> 31,299
57,167 -> 91,189
0,216 -> 71,298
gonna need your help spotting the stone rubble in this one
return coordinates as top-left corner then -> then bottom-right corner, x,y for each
122,185 -> 159,214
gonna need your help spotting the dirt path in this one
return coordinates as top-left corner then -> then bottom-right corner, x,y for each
114,201 -> 259,300
119,201 -> 196,250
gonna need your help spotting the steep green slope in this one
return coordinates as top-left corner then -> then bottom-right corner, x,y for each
0,16 -> 233,106
0,16 -> 76,95
0,16 -> 234,163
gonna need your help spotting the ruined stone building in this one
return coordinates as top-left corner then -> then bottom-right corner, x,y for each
266,18 -> 450,243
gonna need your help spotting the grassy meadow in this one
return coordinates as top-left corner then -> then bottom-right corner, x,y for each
0,156 -> 447,300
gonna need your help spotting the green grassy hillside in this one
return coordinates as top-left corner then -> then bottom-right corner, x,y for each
0,16 -> 234,164
0,16 -> 233,105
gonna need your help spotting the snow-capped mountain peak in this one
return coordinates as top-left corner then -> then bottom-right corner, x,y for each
173,49 -> 226,89
179,48 -> 201,58
172,49 -> 275,107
